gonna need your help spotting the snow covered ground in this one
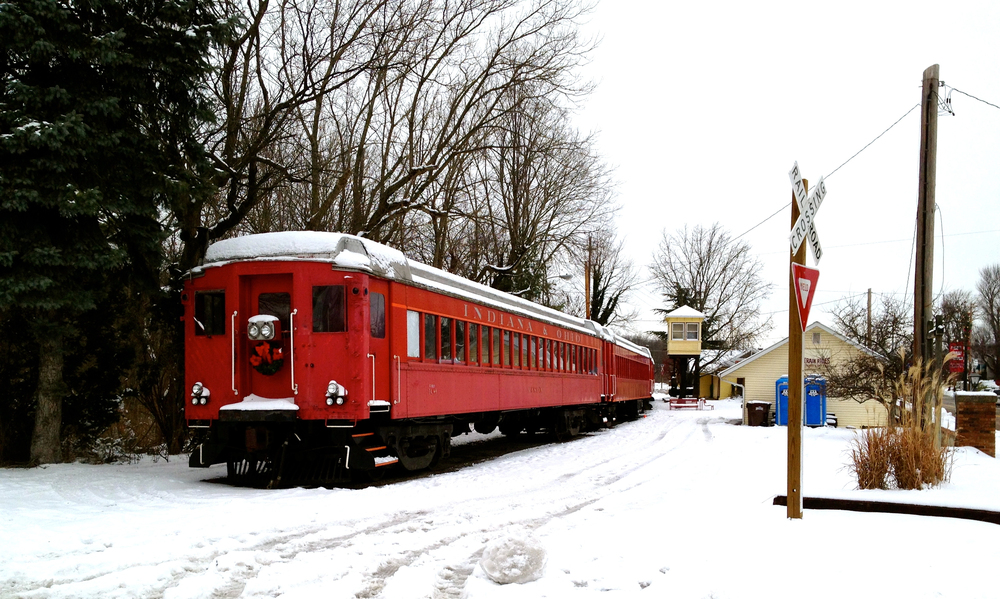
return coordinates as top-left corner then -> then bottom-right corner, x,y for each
2,399 -> 998,599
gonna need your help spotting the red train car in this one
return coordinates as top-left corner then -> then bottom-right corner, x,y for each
185,232 -> 654,482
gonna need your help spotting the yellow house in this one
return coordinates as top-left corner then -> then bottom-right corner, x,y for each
716,322 -> 888,428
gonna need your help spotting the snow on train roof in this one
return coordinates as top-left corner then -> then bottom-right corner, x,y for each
199,231 -> 650,359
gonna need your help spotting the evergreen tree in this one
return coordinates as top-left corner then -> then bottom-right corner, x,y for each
0,0 -> 225,464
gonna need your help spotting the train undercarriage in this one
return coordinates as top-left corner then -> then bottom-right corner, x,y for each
189,399 -> 649,487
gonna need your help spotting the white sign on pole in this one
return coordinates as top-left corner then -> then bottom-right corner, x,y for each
788,162 -> 827,263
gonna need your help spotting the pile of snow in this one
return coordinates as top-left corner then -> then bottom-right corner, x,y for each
479,528 -> 547,584
2,399 -> 998,598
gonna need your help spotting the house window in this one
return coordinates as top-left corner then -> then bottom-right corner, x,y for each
813,331 -> 821,345
686,322 -> 699,341
671,322 -> 684,340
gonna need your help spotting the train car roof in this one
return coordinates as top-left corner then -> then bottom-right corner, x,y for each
197,231 -> 651,360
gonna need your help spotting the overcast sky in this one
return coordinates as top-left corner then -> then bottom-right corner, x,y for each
574,0 -> 1000,344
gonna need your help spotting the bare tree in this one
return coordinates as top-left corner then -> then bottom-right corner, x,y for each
823,293 -> 912,415
939,289 -> 976,346
650,223 -> 773,365
976,264 -> 1000,377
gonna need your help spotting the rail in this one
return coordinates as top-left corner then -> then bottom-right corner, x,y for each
290,309 -> 298,395
231,311 -> 238,396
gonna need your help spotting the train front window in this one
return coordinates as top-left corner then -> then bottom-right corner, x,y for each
194,291 -> 225,336
258,293 -> 290,332
370,292 -> 386,339
313,286 -> 346,332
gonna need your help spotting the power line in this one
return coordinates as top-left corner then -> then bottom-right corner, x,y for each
950,87 -> 1000,112
733,102 -> 921,241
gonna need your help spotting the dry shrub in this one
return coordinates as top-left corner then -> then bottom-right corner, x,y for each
850,427 -> 893,490
848,355 -> 953,490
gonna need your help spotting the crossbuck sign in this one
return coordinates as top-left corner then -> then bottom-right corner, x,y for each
788,162 -> 827,263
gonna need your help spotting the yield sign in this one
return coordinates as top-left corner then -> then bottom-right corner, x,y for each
791,263 -> 820,332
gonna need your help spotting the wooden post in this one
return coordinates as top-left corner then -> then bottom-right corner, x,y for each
788,181 -> 807,519
913,64 -> 939,366
866,288 -> 872,347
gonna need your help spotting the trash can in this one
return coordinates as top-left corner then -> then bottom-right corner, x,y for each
747,401 -> 771,426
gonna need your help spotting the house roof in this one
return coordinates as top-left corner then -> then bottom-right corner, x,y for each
717,321 -> 879,378
665,305 -> 706,319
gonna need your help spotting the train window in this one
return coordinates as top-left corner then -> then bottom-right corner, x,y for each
686,323 -> 699,340
512,333 -> 520,368
424,313 -> 438,360
492,328 -> 501,365
468,323 -> 478,364
370,292 -> 386,339
671,322 -> 684,340
544,339 -> 550,370
407,311 -> 420,357
502,331 -> 511,367
259,293 -> 291,332
455,321 -> 466,363
194,291 -> 225,336
531,337 -> 538,369
441,317 -> 452,361
313,286 -> 346,332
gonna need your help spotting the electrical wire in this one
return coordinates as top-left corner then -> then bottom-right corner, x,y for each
950,87 -> 1000,112
733,102 -> 921,241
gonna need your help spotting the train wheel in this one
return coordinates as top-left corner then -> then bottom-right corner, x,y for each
396,436 -> 440,471
498,422 -> 522,436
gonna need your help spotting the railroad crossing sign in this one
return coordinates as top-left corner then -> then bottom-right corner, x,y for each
791,263 -> 820,332
788,162 -> 827,263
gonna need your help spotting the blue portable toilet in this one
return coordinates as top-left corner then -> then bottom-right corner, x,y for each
776,374 -> 827,426
804,374 -> 827,427
775,376 -> 789,425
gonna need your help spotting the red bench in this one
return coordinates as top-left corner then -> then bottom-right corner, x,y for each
668,398 -> 713,410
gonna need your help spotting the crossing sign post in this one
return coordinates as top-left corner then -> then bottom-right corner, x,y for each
786,163 -> 828,521
788,162 -> 826,264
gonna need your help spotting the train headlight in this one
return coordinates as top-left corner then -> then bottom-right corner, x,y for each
248,322 -> 260,339
259,322 -> 274,339
191,382 -> 210,405
325,380 -> 347,406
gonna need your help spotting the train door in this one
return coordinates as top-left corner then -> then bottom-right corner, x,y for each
242,274 -> 295,400
368,279 -> 392,408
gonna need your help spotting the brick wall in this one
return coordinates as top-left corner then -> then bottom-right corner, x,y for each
955,392 -> 996,458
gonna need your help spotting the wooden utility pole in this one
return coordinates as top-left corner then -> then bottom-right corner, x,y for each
914,64 -> 939,365
788,181 -> 807,519
866,288 -> 872,347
